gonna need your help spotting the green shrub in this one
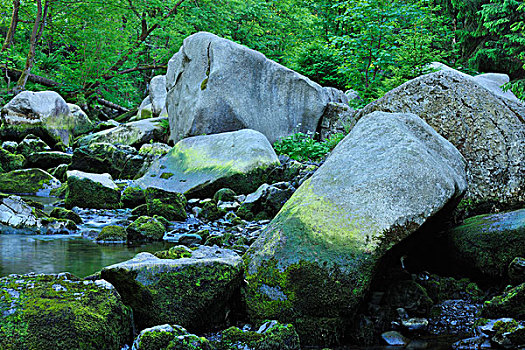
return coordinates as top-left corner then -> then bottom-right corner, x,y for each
273,132 -> 345,162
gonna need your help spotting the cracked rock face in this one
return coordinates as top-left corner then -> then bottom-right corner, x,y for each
0,195 -> 40,229
165,32 -> 346,144
355,69 -> 525,214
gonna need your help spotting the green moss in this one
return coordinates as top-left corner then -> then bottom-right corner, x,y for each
154,245 -> 193,259
166,334 -> 212,350
214,188 -> 237,202
145,187 -> 187,221
200,77 -> 209,91
121,186 -> 145,208
0,168 -> 59,195
493,319 -> 519,336
160,172 -> 174,179
126,216 -> 165,242
0,274 -> 132,349
220,326 -> 263,348
65,174 -> 121,209
0,147 -> 25,172
97,225 -> 127,242
200,200 -> 224,221
49,207 -> 82,224
482,283 -> 525,318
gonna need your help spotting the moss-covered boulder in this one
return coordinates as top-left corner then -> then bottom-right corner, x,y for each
447,209 -> 525,279
482,283 -> 525,319
132,324 -> 212,350
16,135 -> 50,157
65,170 -> 121,209
0,273 -> 132,350
0,168 -> 61,195
76,117 -> 166,148
0,147 -> 25,172
96,225 -> 127,242
122,186 -> 146,208
199,200 -> 224,221
70,142 -> 144,179
214,188 -> 237,203
25,151 -> 72,169
145,187 -> 187,221
154,245 -> 193,259
101,246 -> 244,332
218,321 -> 300,350
243,112 -> 467,345
126,216 -> 165,242
49,207 -> 82,224
136,129 -> 280,198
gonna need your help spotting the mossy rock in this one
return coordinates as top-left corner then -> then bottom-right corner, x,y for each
101,247 -> 243,332
418,274 -> 483,303
49,207 -> 82,224
218,321 -> 300,350
145,187 -> 187,221
0,147 -> 25,172
200,200 -> 224,221
133,324 -> 213,350
0,168 -> 61,195
0,273 -> 132,350
97,225 -> 127,242
122,186 -> 146,208
481,283 -> 525,319
65,170 -> 120,209
16,136 -> 50,157
448,209 -> 525,279
155,245 -> 193,259
214,188 -> 237,202
126,216 -> 165,242
25,151 -> 72,169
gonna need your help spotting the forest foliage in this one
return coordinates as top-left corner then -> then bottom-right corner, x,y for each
0,0 -> 524,113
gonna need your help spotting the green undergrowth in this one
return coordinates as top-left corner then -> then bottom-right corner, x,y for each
273,132 -> 345,162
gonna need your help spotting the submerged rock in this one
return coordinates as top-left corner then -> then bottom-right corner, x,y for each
166,32 -> 346,144
356,66 -> 525,214
65,170 -> 121,209
0,273 -> 132,350
101,246 -> 244,332
448,209 -> 525,279
136,129 -> 280,198
244,112 -> 467,345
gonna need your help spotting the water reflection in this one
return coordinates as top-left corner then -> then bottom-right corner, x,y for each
0,235 -> 170,277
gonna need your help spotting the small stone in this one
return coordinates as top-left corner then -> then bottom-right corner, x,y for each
381,331 -> 410,346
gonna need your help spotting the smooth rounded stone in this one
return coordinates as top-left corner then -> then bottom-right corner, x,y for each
16,135 -> 50,156
126,216 -> 165,242
0,168 -> 61,195
447,209 -> 525,279
509,257 -> 525,285
49,207 -> 82,224
25,151 -> 72,169
96,225 -> 127,243
381,331 -> 410,346
70,142 -> 142,179
0,91 -> 82,146
65,170 -> 121,209
236,182 -> 295,221
199,200 -> 224,221
482,283 -> 525,319
213,188 -> 237,203
145,187 -> 187,221
356,65 -> 525,214
0,273 -> 132,350
137,129 -> 280,198
149,75 -> 167,117
100,246 -> 244,332
163,231 -> 202,245
0,146 -> 24,172
76,117 -> 166,147
0,195 -> 40,230
1,140 -> 18,153
401,318 -> 429,332
244,112 -> 466,345
66,103 -> 94,136
166,32 -> 346,144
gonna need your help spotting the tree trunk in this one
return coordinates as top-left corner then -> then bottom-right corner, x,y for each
14,0 -> 43,94
1,0 -> 21,52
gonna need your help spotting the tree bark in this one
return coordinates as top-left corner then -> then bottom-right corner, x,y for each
1,0 -> 21,52
14,0 -> 43,94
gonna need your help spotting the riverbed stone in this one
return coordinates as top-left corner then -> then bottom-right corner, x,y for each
49,207 -> 82,224
236,182 -> 295,221
166,32 -> 346,144
137,129 -> 280,198
0,147 -> 24,172
126,216 -> 165,242
65,170 -> 121,209
96,225 -> 127,243
447,209 -> 525,279
145,187 -> 187,221
0,273 -> 132,350
355,66 -> 525,214
243,111 -> 467,345
76,117 -> 166,147
0,168 -> 61,195
101,246 -> 244,332
482,283 -> 525,319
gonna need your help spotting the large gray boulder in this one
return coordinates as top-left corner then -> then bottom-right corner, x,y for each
244,112 -> 467,345
356,67 -> 525,214
76,117 -> 166,147
0,195 -> 40,230
65,170 -> 121,209
101,246 -> 244,332
149,75 -> 168,117
166,32 -> 346,144
136,129 -> 280,198
0,91 -> 88,146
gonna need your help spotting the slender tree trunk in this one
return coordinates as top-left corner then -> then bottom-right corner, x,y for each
1,0 -> 21,52
14,0 -> 43,93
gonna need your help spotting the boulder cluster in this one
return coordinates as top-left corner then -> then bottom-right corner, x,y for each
0,32 -> 524,349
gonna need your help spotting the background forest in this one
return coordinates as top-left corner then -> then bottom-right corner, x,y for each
1,0 -> 524,115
